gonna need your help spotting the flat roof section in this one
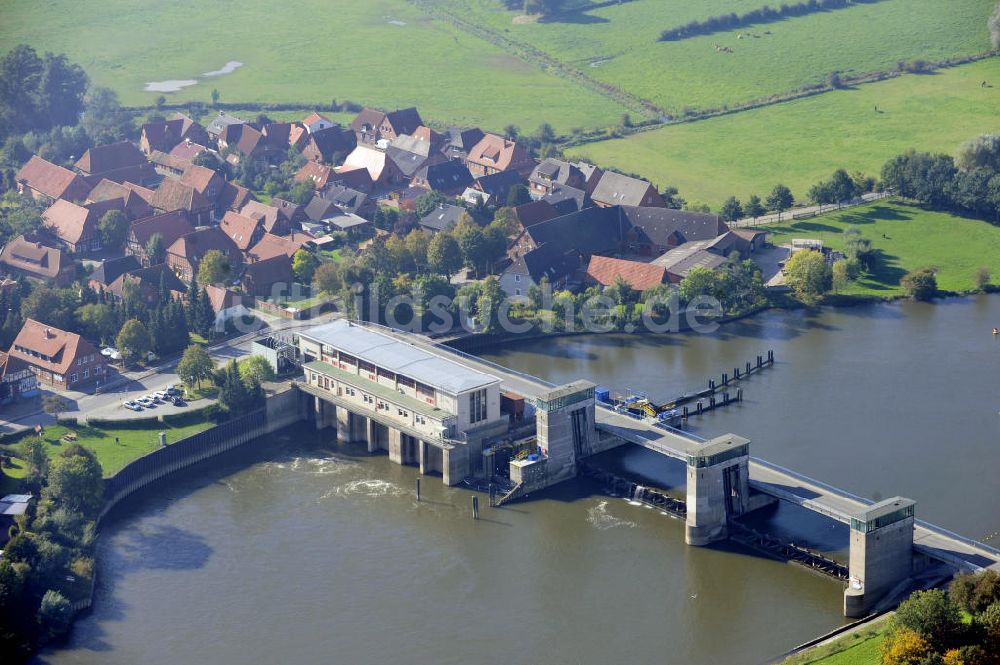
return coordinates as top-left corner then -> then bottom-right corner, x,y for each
300,320 -> 501,395
304,360 -> 448,421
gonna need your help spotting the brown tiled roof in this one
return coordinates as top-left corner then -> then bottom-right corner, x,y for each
330,166 -> 373,193
218,182 -> 252,212
219,211 -> 263,251
149,150 -> 192,172
350,108 -> 387,133
129,210 -> 195,249
294,162 -> 333,189
179,165 -> 220,196
108,263 -> 187,301
16,156 -> 92,202
9,319 -> 100,377
169,141 -> 208,161
247,233 -> 306,262
151,178 -> 212,213
289,124 -> 309,149
42,200 -> 92,245
204,284 -> 245,314
0,235 -> 73,281
170,112 -> 209,144
233,125 -> 265,157
141,119 -> 185,153
586,255 -> 667,291
303,112 -> 331,127
241,254 -> 294,295
83,162 -> 157,188
86,179 -> 154,221
466,134 -> 533,172
74,141 -> 147,176
167,226 -> 240,263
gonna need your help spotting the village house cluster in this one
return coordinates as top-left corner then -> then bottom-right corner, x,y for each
1,104 -> 767,401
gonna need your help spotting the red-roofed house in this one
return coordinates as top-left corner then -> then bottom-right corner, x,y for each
219,211 -> 265,253
239,254 -> 295,297
204,285 -> 251,328
295,162 -> 334,190
9,319 -> 107,390
585,255 -> 668,292
465,134 -> 536,177
179,164 -> 226,204
150,179 -> 214,225
166,226 -> 242,282
126,211 -> 196,266
42,198 -> 123,253
302,112 -> 334,134
16,156 -> 92,204
0,235 -> 76,286
74,141 -> 155,184
0,351 -> 38,403
246,233 -> 307,263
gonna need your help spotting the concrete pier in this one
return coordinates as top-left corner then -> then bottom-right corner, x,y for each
844,497 -> 915,617
685,435 -> 750,546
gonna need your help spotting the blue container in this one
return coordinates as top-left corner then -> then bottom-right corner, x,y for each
527,454 -> 539,462
595,387 -> 611,403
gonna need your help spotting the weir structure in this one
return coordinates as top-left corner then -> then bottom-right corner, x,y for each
290,320 -> 1000,617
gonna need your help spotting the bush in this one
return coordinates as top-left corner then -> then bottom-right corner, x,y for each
160,404 -> 222,427
894,589 -> 964,652
84,416 -> 160,429
901,268 -> 938,300
37,590 -> 73,640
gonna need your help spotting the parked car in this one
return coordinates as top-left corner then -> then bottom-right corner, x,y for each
171,397 -> 186,407
124,401 -> 142,411
145,393 -> 161,403
165,384 -> 180,395
137,396 -> 155,407
155,390 -> 170,400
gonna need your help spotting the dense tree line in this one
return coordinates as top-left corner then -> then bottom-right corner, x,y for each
0,45 -> 135,173
0,442 -> 104,660
881,135 -> 1000,224
659,0 -> 879,42
880,570 -> 1000,665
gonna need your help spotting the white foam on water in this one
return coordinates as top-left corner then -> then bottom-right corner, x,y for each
144,79 -> 197,93
261,455 -> 356,476
202,61 -> 243,77
587,500 -> 637,531
324,479 -> 406,499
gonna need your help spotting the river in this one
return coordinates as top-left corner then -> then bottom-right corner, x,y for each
34,297 -> 1000,665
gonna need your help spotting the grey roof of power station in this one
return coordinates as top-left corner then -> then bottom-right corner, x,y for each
300,320 -> 500,395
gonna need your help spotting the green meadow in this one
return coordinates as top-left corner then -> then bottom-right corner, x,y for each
441,0 -> 997,114
567,58 -> 1000,206
0,0 -> 628,133
766,202 -> 1000,297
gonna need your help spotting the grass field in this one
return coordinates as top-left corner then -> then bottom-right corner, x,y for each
24,420 -> 213,476
765,201 -> 1000,297
781,617 -> 890,665
567,58 -> 1000,206
440,0 -> 996,114
0,0 -> 629,133
2,0 -> 993,134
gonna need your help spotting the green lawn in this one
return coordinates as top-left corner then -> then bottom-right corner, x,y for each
434,0 -> 995,114
567,58 -> 1000,206
781,619 -> 889,665
28,420 -> 213,477
766,201 -> 1000,296
0,0 -> 628,133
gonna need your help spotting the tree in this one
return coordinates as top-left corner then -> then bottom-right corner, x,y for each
37,590 -> 73,640
679,266 -> 721,303
744,194 -> 765,221
145,233 -> 166,265
956,135 -> 1000,172
80,86 -> 132,143
766,184 -> 794,220
197,249 -> 230,286
176,344 -> 214,388
291,249 -> 318,284
831,259 -> 851,293
476,276 -> 505,333
949,570 -> 1000,616
21,286 -> 77,331
783,250 -> 832,304
719,196 -> 743,222
894,589 -> 964,653
827,71 -> 843,89
22,436 -> 48,490
503,124 -> 519,140
414,191 -> 446,218
97,209 -> 128,250
116,318 -> 151,362
405,229 -> 431,270
880,627 -> 934,665
313,261 -> 342,295
427,233 -> 463,277
238,355 -> 276,386
901,268 -> 938,301
41,394 -> 68,420
75,303 -> 117,344
211,88 -> 220,106
217,359 -> 262,412
46,446 -> 104,516
975,267 -> 991,291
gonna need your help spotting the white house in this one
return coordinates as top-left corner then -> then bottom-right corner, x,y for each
205,285 -> 251,330
302,112 -> 335,135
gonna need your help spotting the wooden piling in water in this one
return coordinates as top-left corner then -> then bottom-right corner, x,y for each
472,496 -> 479,520
416,478 -> 421,502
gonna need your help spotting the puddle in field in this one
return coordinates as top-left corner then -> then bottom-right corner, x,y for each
144,60 -> 243,93
203,61 -> 243,77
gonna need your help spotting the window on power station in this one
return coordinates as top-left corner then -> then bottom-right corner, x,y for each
469,389 -> 488,424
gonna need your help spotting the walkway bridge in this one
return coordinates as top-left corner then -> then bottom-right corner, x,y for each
343,322 -> 1000,616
